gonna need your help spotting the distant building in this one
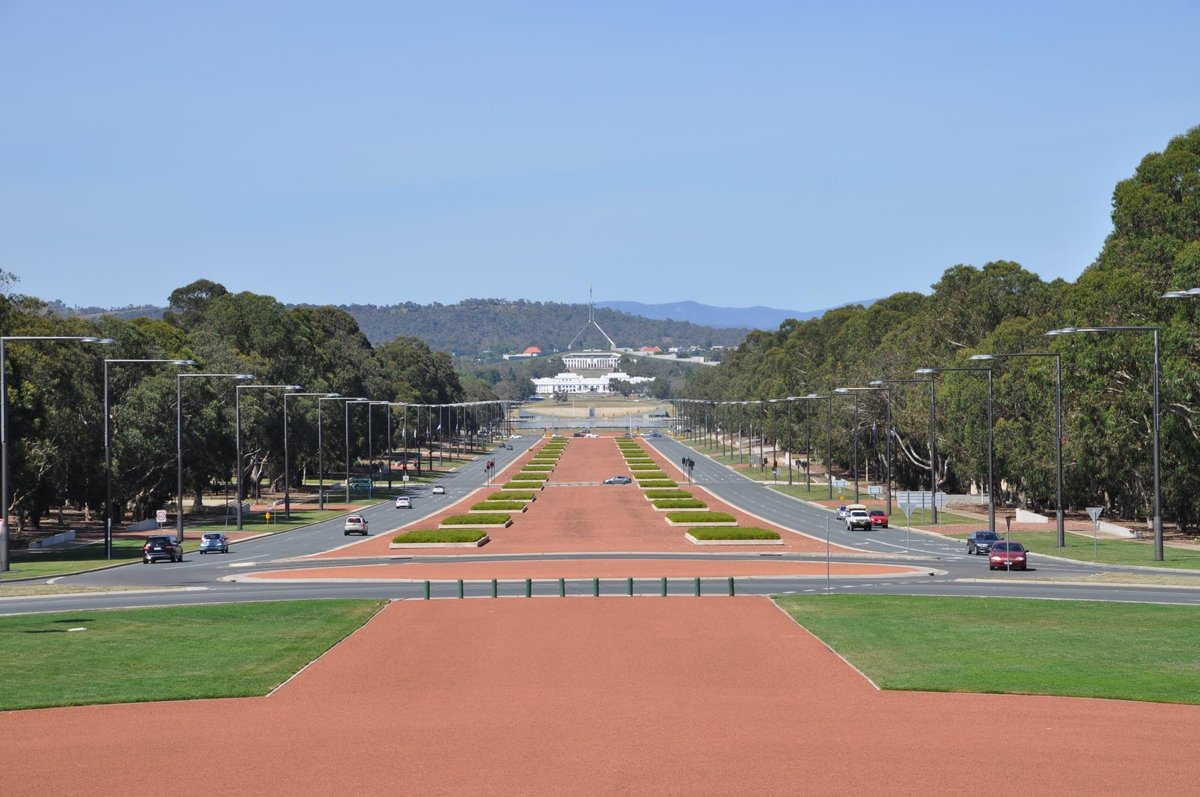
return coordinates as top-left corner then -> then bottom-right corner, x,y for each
531,371 -> 653,396
640,346 -> 662,354
503,345 -> 543,361
563,351 -> 620,370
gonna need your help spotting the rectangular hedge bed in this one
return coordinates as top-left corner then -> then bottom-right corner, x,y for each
490,491 -> 536,502
503,481 -> 544,490
685,527 -> 782,545
391,529 -> 490,547
644,490 -> 693,500
440,513 -> 512,529
638,479 -> 678,488
470,501 -> 528,512
664,511 -> 736,526
522,465 -> 554,471
515,472 -> 549,480
652,498 -> 707,510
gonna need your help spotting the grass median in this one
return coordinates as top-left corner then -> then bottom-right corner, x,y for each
775,594 -> 1200,704
0,600 -> 385,710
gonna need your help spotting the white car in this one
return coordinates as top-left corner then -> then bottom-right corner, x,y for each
846,510 -> 872,531
395,496 -> 412,509
431,484 -> 446,495
343,515 -> 369,535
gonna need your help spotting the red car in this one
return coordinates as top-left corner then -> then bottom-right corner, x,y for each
868,510 -> 888,528
988,541 -> 1028,570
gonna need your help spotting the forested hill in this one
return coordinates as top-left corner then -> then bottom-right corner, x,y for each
307,299 -> 750,354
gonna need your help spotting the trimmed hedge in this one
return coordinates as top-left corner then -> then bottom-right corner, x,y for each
638,479 -> 678,488
523,465 -> 554,471
491,491 -> 536,501
442,513 -> 512,525
652,498 -> 707,510
471,501 -> 527,511
629,464 -> 661,471
666,511 -> 735,524
514,472 -> 549,481
644,490 -> 693,500
393,529 -> 488,544
503,481 -> 544,490
688,527 -> 780,541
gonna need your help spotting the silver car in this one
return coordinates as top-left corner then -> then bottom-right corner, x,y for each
198,532 -> 229,554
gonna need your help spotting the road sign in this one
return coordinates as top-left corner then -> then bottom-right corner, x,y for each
867,485 -> 882,496
403,474 -> 410,482
1086,506 -> 1103,523
898,502 -> 916,519
155,509 -> 167,524
265,512 -> 272,523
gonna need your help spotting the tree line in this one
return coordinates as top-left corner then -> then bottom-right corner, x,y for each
680,126 -> 1200,531
1,277 -> 486,535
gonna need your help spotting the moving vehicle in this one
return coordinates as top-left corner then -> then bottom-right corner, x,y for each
835,506 -> 848,520
431,484 -> 446,495
988,541 -> 1028,570
868,510 -> 889,528
395,496 -> 412,509
846,509 -> 872,531
604,475 -> 633,485
143,535 -> 183,563
966,530 -> 1001,555
198,532 -> 229,554
343,515 -> 369,535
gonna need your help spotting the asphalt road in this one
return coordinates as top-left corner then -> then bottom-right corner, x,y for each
3,433 -> 1200,614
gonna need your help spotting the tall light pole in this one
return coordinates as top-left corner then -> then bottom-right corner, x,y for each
176,373 -> 254,541
104,357 -> 194,559
1047,325 -> 1162,560
805,393 -> 834,500
832,389 -> 863,502
1,335 -> 114,571
282,392 -> 339,520
969,352 -> 1064,547
916,366 -> 994,533
835,386 -> 890,508
235,384 -> 302,530
317,396 -> 357,510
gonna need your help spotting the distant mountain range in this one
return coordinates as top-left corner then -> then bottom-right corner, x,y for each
596,299 -> 874,329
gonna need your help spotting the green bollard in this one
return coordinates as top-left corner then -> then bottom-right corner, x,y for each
424,580 -> 431,600
593,577 -> 600,597
491,578 -> 498,598
661,576 -> 668,597
457,579 -> 464,599
627,576 -> 634,596
728,576 -> 735,596
694,576 -> 701,597
559,577 -> 566,597
525,578 -> 533,598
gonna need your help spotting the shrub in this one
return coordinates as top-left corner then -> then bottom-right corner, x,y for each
634,474 -> 669,482
442,513 -> 512,525
653,499 -> 707,510
688,527 -> 780,540
471,501 -> 526,511
393,529 -> 488,544
666,511 -> 735,524
638,479 -> 678,488
629,464 -> 661,471
515,472 -> 549,481
523,465 -> 554,471
491,491 -> 535,501
503,480 -> 543,489
644,490 -> 693,500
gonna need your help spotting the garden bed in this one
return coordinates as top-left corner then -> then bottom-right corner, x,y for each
391,529 -> 490,548
439,513 -> 513,529
652,499 -> 707,510
685,527 -> 782,545
664,511 -> 736,527
469,502 -> 528,513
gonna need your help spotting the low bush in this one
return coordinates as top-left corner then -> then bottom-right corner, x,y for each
644,490 -> 693,500
393,529 -> 488,544
523,465 -> 554,471
442,513 -> 512,525
634,473 -> 669,482
653,499 -> 707,510
491,491 -> 535,501
471,501 -> 526,511
688,527 -> 780,540
666,511 -> 735,524
629,463 -> 661,471
638,479 -> 678,488
515,472 -> 549,481
503,480 -> 543,489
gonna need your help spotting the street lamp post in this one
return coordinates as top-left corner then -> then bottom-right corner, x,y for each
835,386 -> 892,508
805,393 -> 834,500
969,352 -> 1065,547
1,335 -> 114,571
916,367 -> 994,533
344,398 -> 371,503
832,389 -> 863,503
104,358 -> 194,559
235,384 -> 302,530
282,392 -> 339,521
175,372 -> 253,542
1047,326 -> 1163,560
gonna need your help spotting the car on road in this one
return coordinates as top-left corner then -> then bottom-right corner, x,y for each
846,509 -> 872,531
143,535 -> 183,563
198,532 -> 229,554
603,475 -> 633,484
504,444 -> 513,450
869,510 -> 889,528
835,505 -> 848,520
395,496 -> 412,509
343,515 -> 369,535
431,484 -> 446,495
988,541 -> 1028,570
966,530 -> 1001,555
646,432 -> 662,438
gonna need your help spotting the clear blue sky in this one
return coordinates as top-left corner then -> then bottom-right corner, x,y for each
2,1 -> 1197,313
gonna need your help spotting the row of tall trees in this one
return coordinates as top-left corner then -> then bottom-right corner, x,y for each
681,126 -> 1200,529
2,277 -> 484,534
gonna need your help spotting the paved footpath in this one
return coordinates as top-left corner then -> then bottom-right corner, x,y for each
2,598 -> 1195,796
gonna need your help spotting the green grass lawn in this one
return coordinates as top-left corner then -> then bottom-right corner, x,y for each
0,600 -> 385,710
947,530 -> 1200,570
775,594 -> 1200,704
190,508 -> 347,533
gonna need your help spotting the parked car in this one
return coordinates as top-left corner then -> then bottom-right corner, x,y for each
846,509 -> 872,531
143,535 -> 183,563
835,506 -> 848,520
431,484 -> 446,495
988,541 -> 1028,570
395,496 -> 412,509
343,515 -> 369,535
966,530 -> 1002,555
198,532 -> 229,554
868,510 -> 889,528
604,475 -> 633,484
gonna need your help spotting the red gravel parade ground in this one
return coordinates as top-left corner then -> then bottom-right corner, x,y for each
3,436 -> 1199,795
